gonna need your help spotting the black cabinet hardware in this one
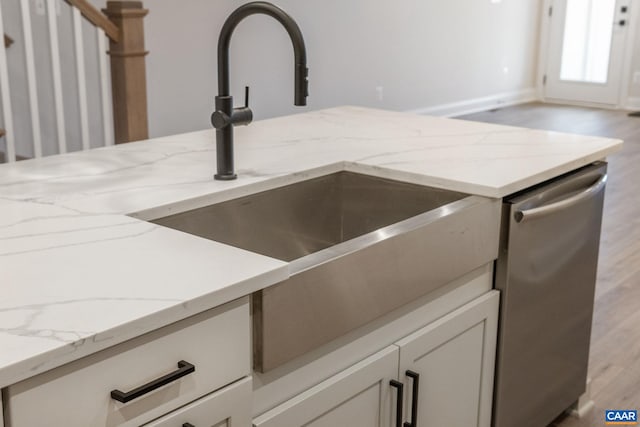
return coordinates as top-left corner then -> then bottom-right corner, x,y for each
622,6 -> 628,12
390,380 -> 404,427
620,19 -> 627,26
110,360 -> 196,403
403,370 -> 420,427
182,424 -> 195,427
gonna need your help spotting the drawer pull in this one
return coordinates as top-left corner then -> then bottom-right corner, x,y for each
183,424 -> 195,427
110,360 -> 196,403
390,380 -> 404,427
404,370 -> 420,427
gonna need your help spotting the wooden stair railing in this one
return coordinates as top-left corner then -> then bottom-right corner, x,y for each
103,1 -> 149,144
64,0 -> 149,144
64,0 -> 120,42
4,34 -> 13,48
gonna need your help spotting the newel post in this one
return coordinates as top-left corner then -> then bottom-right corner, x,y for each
103,1 -> 149,143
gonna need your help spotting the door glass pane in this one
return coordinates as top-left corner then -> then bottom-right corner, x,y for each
560,0 -> 616,83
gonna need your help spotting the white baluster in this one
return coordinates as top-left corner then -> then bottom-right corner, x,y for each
97,29 -> 114,146
0,1 -> 16,162
72,7 -> 90,150
47,0 -> 66,154
21,0 -> 43,158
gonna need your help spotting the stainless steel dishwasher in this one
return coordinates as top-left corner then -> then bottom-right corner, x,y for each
493,162 -> 607,427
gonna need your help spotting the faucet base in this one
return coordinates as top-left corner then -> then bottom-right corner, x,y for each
214,173 -> 238,181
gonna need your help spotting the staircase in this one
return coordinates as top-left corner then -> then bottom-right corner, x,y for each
0,1 -> 149,164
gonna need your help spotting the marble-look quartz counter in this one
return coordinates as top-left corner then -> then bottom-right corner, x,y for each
0,106 -> 622,388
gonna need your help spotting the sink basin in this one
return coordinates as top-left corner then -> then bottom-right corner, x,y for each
151,171 -> 500,371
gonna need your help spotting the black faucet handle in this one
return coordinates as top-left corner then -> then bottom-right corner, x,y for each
231,86 -> 253,127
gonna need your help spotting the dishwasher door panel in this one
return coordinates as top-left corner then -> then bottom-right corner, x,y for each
493,162 -> 607,427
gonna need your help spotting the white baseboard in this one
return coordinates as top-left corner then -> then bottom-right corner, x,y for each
568,399 -> 595,419
408,88 -> 538,118
625,96 -> 640,111
566,377 -> 595,419
543,98 -> 618,110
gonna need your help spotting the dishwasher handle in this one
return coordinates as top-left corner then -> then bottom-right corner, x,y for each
514,174 -> 607,223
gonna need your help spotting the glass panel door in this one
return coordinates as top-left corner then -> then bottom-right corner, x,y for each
544,0 -> 630,105
560,0 -> 616,83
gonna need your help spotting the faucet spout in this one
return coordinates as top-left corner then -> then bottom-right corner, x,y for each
212,2 -> 309,180
217,2 -> 309,103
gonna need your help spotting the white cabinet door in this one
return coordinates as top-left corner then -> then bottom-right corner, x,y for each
143,377 -> 252,427
395,291 -> 499,427
253,346 -> 399,427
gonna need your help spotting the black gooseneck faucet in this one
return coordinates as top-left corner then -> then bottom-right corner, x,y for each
211,1 -> 309,180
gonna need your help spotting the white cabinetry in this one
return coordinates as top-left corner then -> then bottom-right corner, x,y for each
254,346 -> 399,427
1,279 -> 498,427
254,291 -> 499,427
143,377 -> 252,427
396,291 -> 498,427
4,297 -> 250,427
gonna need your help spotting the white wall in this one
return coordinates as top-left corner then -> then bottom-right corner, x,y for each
122,0 -> 543,138
6,0 -> 543,148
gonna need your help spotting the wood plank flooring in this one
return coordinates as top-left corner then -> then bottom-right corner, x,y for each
460,103 -> 640,426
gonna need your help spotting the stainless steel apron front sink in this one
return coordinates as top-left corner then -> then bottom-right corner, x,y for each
151,171 -> 500,372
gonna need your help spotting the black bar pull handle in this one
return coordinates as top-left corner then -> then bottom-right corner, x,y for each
183,424 -> 195,427
110,360 -> 195,403
403,370 -> 420,427
390,380 -> 404,427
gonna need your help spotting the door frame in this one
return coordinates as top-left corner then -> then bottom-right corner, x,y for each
536,0 -> 640,109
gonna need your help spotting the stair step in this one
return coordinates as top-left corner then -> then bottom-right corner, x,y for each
0,130 -> 33,162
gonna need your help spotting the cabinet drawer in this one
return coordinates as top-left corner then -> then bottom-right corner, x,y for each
143,377 -> 252,427
5,297 -> 250,427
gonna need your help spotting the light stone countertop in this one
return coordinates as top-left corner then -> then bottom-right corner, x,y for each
0,106 -> 622,388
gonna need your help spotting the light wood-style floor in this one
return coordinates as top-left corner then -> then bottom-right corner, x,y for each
460,103 -> 640,426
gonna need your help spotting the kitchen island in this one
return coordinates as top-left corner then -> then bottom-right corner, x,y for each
0,106 -> 622,426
